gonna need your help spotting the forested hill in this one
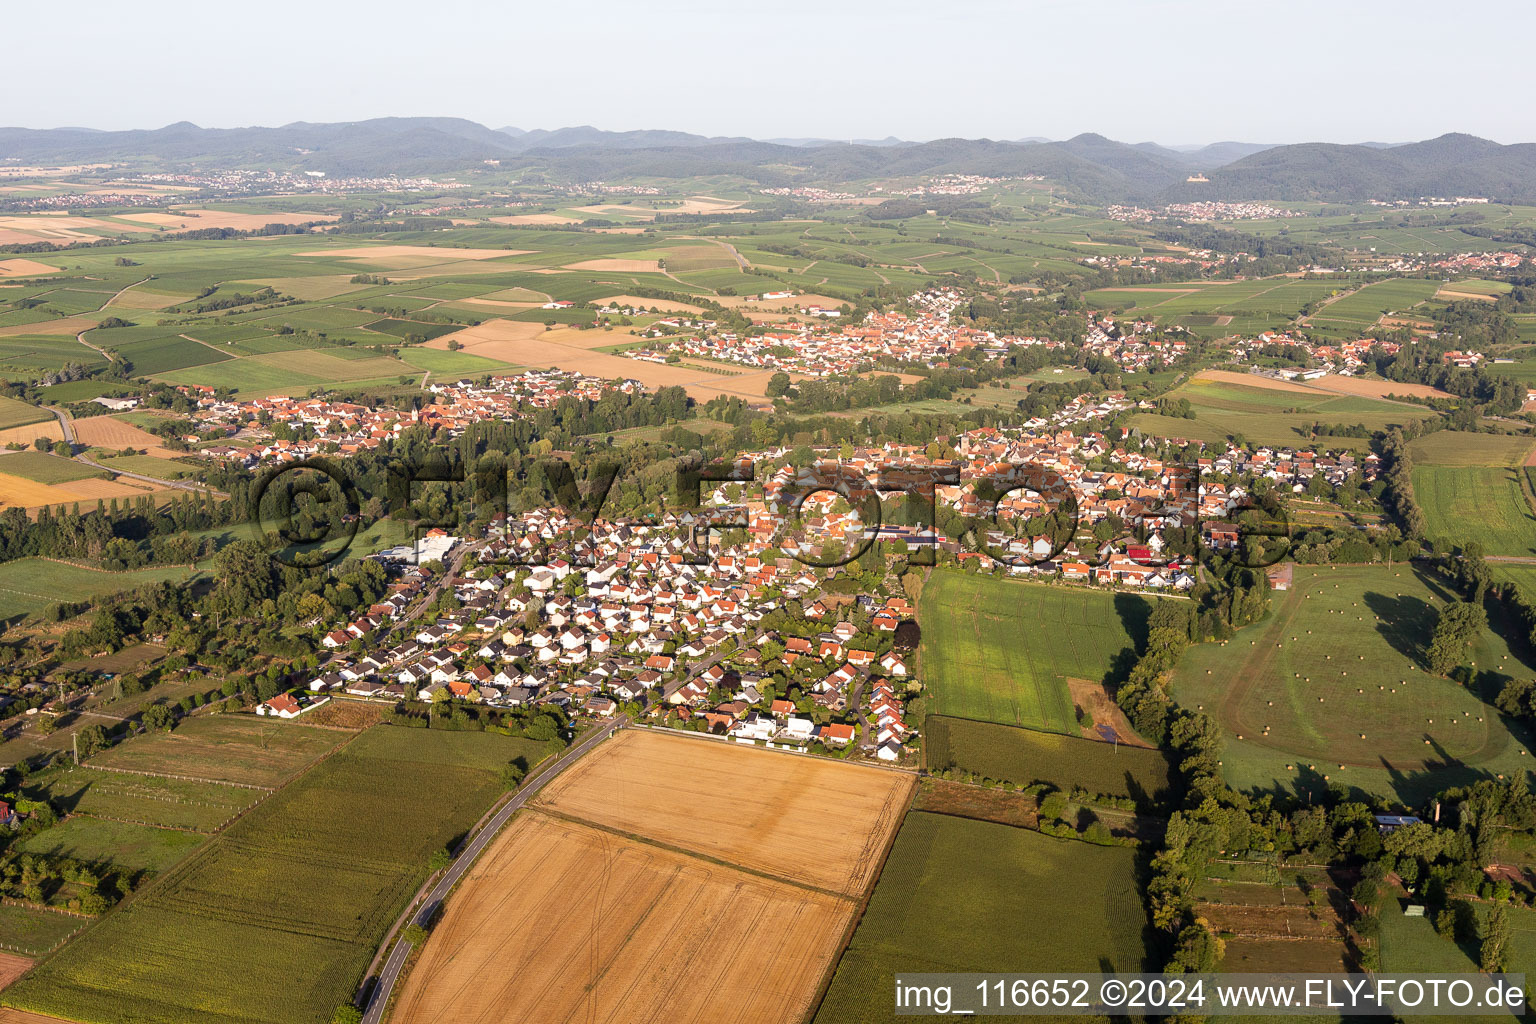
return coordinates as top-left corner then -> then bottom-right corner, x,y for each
4,118 -> 1536,203
1163,134 -> 1536,203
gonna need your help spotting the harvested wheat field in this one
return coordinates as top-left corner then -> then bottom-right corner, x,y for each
105,284 -> 187,310
0,316 -> 99,339
0,1010 -> 73,1024
0,421 -> 63,448
1307,374 -> 1451,400
430,320 -> 759,400
393,731 -> 910,1024
391,812 -> 855,1024
535,729 -> 912,894
0,473 -> 75,509
0,472 -> 167,511
0,259 -> 60,278
600,294 -> 707,313
561,257 -> 661,272
458,297 -> 540,309
114,209 -> 336,232
1193,369 -> 1317,393
488,213 -> 581,225
306,245 -> 529,269
69,415 -> 168,453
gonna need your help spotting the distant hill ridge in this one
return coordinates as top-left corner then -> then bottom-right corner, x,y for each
2,119 -> 1534,203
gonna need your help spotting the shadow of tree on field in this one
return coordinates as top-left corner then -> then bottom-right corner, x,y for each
1361,590 -> 1434,668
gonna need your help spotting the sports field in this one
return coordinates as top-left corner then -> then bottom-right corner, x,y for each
919,572 -> 1153,734
814,812 -> 1147,1023
1413,465 -> 1536,555
394,730 -> 911,1024
1173,565 -> 1536,801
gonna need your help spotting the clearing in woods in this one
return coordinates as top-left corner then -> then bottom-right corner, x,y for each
391,730 -> 913,1024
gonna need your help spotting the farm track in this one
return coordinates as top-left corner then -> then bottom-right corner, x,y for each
40,405 -> 224,497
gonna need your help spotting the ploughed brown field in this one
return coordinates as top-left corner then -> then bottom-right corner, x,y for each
390,730 -> 913,1024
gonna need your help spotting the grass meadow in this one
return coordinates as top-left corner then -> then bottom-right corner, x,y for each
924,715 -> 1173,806
23,766 -> 261,833
0,559 -> 202,622
1407,431 -> 1534,467
1413,465 -> 1536,555
85,716 -> 345,789
918,572 -> 1154,734
15,817 -> 205,876
1173,565 -> 1536,803
814,813 -> 1147,1023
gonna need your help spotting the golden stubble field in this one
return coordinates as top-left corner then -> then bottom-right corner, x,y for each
390,730 -> 913,1024
428,319 -> 786,404
537,729 -> 909,894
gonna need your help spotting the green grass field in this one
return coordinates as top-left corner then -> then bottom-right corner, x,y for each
0,559 -> 202,621
1413,466 -> 1536,556
397,346 -> 518,375
924,715 -> 1174,806
1308,278 -> 1442,328
86,715 -> 344,789
22,766 -> 260,832
1127,377 -> 1439,449
92,453 -> 197,480
919,572 -> 1153,733
814,813 -> 1147,1023
1408,431 -> 1535,467
0,395 -> 51,430
0,451 -> 106,484
4,726 -> 559,1024
1173,565 -> 1536,802
16,816 -> 206,875
0,903 -> 86,956
1380,898 -> 1536,988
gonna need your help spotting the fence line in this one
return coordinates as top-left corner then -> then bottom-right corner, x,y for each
77,762 -> 274,792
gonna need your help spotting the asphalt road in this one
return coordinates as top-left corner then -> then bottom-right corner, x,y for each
40,405 -> 216,494
358,713 -> 628,1024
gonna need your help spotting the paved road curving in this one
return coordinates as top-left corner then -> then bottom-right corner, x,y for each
358,714 -> 628,1024
38,405 -> 222,495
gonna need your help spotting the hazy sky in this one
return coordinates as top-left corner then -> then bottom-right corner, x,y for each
9,0 -> 1533,145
